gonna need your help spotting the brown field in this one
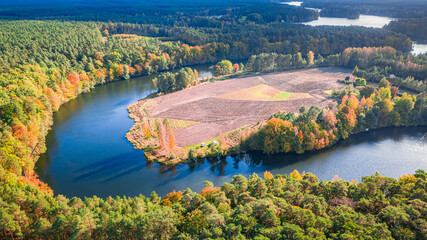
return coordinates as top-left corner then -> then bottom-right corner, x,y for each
130,67 -> 351,147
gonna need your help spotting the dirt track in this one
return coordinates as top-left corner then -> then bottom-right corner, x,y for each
145,67 -> 351,147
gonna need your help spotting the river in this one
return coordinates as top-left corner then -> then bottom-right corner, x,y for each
35,64 -> 427,198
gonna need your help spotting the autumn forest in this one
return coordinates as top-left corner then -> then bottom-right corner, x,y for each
0,0 -> 426,239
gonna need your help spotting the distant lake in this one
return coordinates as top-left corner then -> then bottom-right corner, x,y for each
279,1 -> 303,7
36,63 -> 427,198
303,14 -> 394,28
280,1 -> 394,28
412,42 -> 427,55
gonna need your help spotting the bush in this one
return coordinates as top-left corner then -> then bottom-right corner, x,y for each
355,77 -> 366,86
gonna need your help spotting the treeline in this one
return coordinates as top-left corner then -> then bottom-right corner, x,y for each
385,18 -> 427,41
245,51 -> 318,73
153,50 -> 322,94
0,1 -> 319,25
153,60 -> 244,94
1,165 -> 427,239
101,22 -> 413,57
241,3 -> 319,23
320,7 -> 361,19
242,86 -> 426,154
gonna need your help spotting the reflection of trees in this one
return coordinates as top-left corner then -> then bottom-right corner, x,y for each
208,157 -> 228,175
180,126 -> 427,177
247,126 -> 427,166
146,159 -> 152,170
188,158 -> 206,171
158,165 -> 177,175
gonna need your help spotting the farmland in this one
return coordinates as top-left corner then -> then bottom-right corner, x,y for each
127,67 -> 351,159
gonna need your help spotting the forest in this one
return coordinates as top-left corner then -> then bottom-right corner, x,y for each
2,166 -> 427,239
320,7 -> 360,19
0,0 -> 318,24
101,22 -> 413,55
0,0 -> 426,238
385,18 -> 427,41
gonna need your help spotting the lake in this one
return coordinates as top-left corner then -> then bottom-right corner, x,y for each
413,42 -> 427,55
302,14 -> 394,28
280,1 -> 394,28
36,65 -> 427,198
279,1 -> 303,7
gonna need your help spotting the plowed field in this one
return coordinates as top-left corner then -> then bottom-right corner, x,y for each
131,67 -> 351,147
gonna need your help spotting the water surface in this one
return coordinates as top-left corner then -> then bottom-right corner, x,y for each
279,1 -> 303,7
303,14 -> 394,28
412,42 -> 427,55
36,65 -> 427,198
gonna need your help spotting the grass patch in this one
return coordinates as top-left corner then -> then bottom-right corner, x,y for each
183,123 -> 252,150
324,90 -> 334,95
218,84 -> 281,101
272,91 -> 292,100
183,136 -> 220,151
219,84 -> 312,101
152,118 -> 199,132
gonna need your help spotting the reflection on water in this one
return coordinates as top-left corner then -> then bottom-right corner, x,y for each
36,63 -> 427,199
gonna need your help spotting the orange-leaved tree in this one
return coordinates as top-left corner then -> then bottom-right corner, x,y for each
168,129 -> 175,150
